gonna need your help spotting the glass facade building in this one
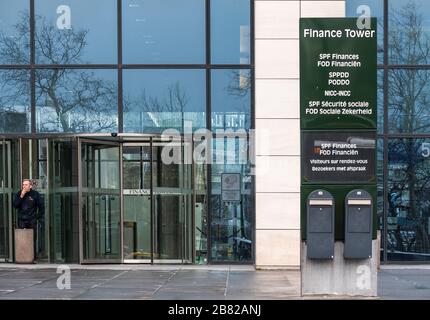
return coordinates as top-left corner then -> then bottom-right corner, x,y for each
0,0 -> 253,264
1,0 -> 429,267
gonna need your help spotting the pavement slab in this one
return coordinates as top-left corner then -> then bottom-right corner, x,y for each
0,264 -> 428,299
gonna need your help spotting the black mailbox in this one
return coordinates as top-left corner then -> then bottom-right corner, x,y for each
307,190 -> 335,259
344,189 -> 373,259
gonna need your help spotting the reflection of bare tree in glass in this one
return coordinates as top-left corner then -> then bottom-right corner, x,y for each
36,69 -> 117,132
387,2 -> 430,255
223,70 -> 251,129
226,70 -> 250,98
0,13 -> 116,132
140,82 -> 189,114
126,82 -> 190,133
0,69 -> 30,131
389,139 -> 430,254
212,69 -> 252,260
389,2 -> 430,133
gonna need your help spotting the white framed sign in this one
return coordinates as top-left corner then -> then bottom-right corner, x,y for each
221,173 -> 241,202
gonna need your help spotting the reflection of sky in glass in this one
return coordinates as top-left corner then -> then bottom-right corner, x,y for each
35,0 -> 117,64
389,0 -> 430,64
212,69 -> 250,112
123,0 -> 205,64
0,0 -> 27,36
211,0 -> 250,64
123,70 -> 206,133
0,0 -> 29,64
346,0 -> 383,63
124,70 -> 205,112
212,69 -> 251,130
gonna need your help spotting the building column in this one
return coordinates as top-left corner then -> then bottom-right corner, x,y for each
254,0 -> 345,269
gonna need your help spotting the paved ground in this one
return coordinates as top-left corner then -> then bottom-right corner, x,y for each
0,264 -> 429,299
378,265 -> 430,300
0,264 -> 301,300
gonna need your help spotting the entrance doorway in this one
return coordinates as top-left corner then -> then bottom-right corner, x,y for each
79,137 -> 193,264
0,136 -> 197,264
80,140 -> 121,263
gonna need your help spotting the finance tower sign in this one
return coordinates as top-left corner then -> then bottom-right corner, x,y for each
300,18 -> 377,130
300,18 -> 377,240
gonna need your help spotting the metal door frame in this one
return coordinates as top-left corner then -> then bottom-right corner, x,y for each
78,136 -> 195,264
122,140 -> 152,264
151,137 -> 194,264
0,140 -> 13,262
122,137 -> 195,264
78,138 -> 122,264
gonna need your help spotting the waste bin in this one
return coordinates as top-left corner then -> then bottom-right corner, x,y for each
14,229 -> 34,263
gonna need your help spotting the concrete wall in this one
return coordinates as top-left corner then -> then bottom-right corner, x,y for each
255,0 -> 345,269
301,241 -> 378,296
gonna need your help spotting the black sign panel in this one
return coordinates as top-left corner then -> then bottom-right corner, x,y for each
302,131 -> 376,184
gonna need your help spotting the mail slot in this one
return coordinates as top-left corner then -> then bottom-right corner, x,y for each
307,189 -> 335,259
344,189 -> 373,259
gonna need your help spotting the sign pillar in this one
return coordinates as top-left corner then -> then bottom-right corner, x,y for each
300,18 -> 378,296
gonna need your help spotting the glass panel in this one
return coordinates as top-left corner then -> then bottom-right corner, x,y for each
18,139 -> 48,261
195,140 -> 208,264
388,69 -> 430,133
49,139 -> 79,263
210,137 -> 253,262
123,70 -> 205,133
123,195 -> 151,260
36,69 -> 118,133
8,139 -> 20,238
377,138 -> 384,261
123,162 -> 151,190
0,0 -> 29,64
211,0 -> 250,64
35,0 -> 117,64
123,145 -> 151,189
152,144 -> 181,189
0,141 -> 10,260
346,0 -> 383,64
0,140 -> 19,262
82,143 -> 120,261
34,140 -> 48,261
377,69 -> 384,134
123,144 -> 151,261
388,138 -> 430,261
0,70 -> 31,133
153,195 -> 182,260
211,69 -> 251,131
152,140 -> 193,262
0,142 -> 5,258
377,139 -> 384,219
123,0 -> 205,64
389,0 -> 430,65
